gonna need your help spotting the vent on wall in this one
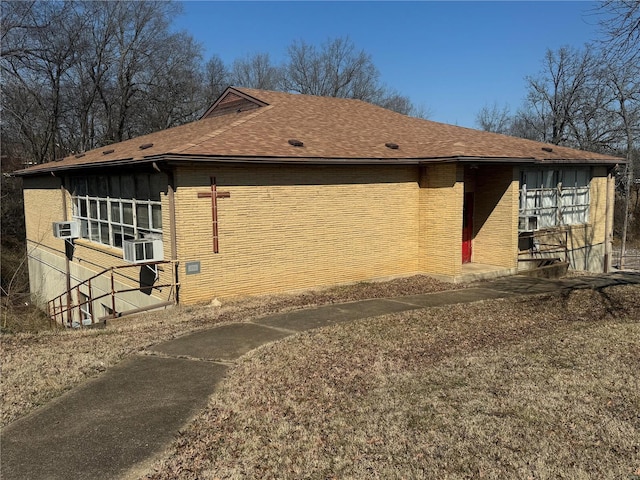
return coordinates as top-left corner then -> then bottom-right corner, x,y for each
123,239 -> 164,264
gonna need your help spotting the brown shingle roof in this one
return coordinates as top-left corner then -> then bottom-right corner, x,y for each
17,86 -> 622,176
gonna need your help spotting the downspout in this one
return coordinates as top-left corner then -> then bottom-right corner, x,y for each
154,161 -> 179,304
60,176 -> 73,324
167,172 -> 179,305
603,168 -> 614,273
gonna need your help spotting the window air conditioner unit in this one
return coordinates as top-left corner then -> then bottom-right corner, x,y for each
518,215 -> 539,232
52,221 -> 81,239
122,239 -> 164,264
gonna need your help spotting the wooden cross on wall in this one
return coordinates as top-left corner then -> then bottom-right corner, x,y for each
197,176 -> 231,253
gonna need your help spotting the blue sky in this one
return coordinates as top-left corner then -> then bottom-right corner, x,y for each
174,1 -> 604,128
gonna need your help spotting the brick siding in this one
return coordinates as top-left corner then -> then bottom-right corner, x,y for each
23,162 -> 612,308
174,164 -> 421,303
472,165 -> 519,268
419,163 -> 464,276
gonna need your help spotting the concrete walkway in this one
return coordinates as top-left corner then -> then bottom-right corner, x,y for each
2,272 -> 638,479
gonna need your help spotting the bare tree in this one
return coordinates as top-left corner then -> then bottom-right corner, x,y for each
203,55 -> 230,106
280,37 -> 425,115
374,91 -> 414,116
475,102 -> 512,134
134,32 -> 204,131
591,1 -> 640,266
282,37 -> 382,100
0,1 -> 36,60
230,52 -> 281,90
523,46 -> 595,146
1,1 -> 83,162
597,0 -> 640,61
563,71 -> 621,154
1,1 -> 209,161
371,88 -> 430,118
600,56 -> 640,267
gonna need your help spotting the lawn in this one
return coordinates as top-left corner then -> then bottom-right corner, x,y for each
2,276 -> 639,478
142,285 -> 640,480
0,275 -> 461,427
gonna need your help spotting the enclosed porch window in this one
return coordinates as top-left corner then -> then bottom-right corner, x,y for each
70,174 -> 164,249
519,167 -> 590,229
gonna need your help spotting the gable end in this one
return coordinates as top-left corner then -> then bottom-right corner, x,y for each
201,87 -> 269,119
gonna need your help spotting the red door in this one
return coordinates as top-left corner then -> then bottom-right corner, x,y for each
462,192 -> 474,264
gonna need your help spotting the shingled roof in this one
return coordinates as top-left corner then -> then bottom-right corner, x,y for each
17,86 -> 622,176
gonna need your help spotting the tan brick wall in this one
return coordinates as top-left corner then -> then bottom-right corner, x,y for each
585,166 -> 608,246
23,175 -> 173,310
565,166 -> 608,271
472,166 -> 519,268
23,176 -> 66,253
419,163 -> 463,276
174,164 -> 421,303
24,162 -> 613,309
23,176 -> 70,305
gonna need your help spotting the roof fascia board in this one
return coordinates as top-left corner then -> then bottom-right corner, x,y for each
159,154 -> 621,166
15,152 -> 624,177
533,158 -> 626,165
155,154 -> 482,165
160,155 -> 421,166
14,157 -> 145,177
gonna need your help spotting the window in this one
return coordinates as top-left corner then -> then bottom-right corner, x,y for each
519,167 -> 590,229
78,292 -> 92,326
71,174 -> 164,249
102,304 -> 117,318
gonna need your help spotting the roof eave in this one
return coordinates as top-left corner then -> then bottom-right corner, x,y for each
14,157 -> 142,177
157,154 -> 623,166
14,152 -> 624,177
532,157 -> 625,164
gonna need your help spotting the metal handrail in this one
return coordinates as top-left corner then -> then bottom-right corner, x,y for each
518,229 -> 569,264
47,260 -> 178,327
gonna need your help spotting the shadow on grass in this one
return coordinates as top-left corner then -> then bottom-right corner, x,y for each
556,271 -> 640,320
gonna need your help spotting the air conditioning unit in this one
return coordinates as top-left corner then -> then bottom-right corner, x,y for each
518,215 -> 539,232
122,239 -> 163,264
52,221 -> 81,239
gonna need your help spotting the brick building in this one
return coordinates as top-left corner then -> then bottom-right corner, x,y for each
17,87 -> 621,324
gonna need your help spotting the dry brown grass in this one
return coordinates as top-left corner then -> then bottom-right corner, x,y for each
1,301 -> 53,334
143,285 -> 640,480
1,275 -> 460,427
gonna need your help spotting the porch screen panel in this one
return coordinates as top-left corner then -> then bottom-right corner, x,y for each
520,167 -> 590,229
559,169 -> 590,225
520,170 -> 557,228
539,169 -> 557,228
520,170 -> 539,215
71,174 -> 164,249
